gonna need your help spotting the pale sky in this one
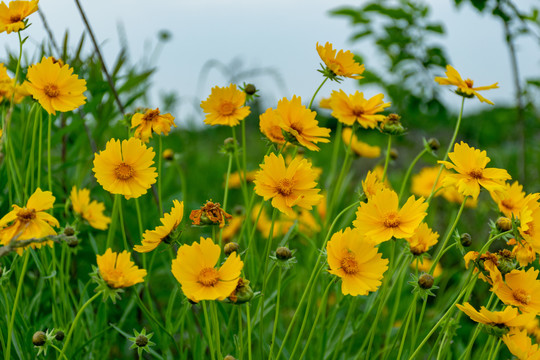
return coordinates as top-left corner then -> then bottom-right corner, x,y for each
1,0 -> 538,123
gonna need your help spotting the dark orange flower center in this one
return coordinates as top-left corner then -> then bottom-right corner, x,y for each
198,267 -> 219,287
10,15 -> 22,23
289,123 -> 303,136
17,208 -> 36,222
44,84 -> 60,98
383,212 -> 400,228
340,253 -> 359,275
465,79 -> 474,88
219,102 -> 235,116
143,109 -> 160,123
277,178 -> 294,196
468,169 -> 483,179
501,199 -> 515,211
513,288 -> 531,305
114,162 -> 135,180
352,108 -> 364,118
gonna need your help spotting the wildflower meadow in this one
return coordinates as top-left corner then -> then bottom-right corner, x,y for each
2,0 -> 540,359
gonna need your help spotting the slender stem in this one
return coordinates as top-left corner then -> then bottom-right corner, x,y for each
429,197 -> 468,274
382,135 -> 392,181
238,306 -> 244,360
308,77 -> 328,109
398,148 -> 428,202
219,154 -> 234,245
268,267 -> 283,360
106,195 -> 120,249
396,299 -> 416,359
246,303 -> 252,360
211,302 -> 222,359
330,297 -> 357,360
47,113 -> 53,192
427,97 -> 465,204
157,136 -> 163,214
37,111 -> 43,188
59,291 -> 102,359
202,301 -> 217,360
232,128 -> 249,206
5,251 -> 30,360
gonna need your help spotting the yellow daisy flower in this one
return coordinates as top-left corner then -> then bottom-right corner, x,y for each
438,142 -> 511,200
0,0 -> 38,34
457,302 -> 535,327
319,97 -> 332,109
25,57 -> 87,115
226,170 -> 257,189
491,181 -> 532,219
200,84 -> 250,126
493,268 -> 540,314
70,186 -> 111,230
171,237 -> 243,302
362,170 -> 388,200
92,138 -> 157,199
326,227 -> 388,296
508,239 -> 536,267
259,106 -> 286,145
342,127 -> 381,158
435,65 -> 498,105
518,195 -> 540,250
316,42 -> 365,80
330,90 -> 390,128
502,328 -> 540,360
221,215 -> 244,243
131,108 -> 176,143
0,188 -> 59,254
277,96 -> 331,151
96,248 -> 147,288
406,222 -> 439,255
134,200 -> 184,253
0,64 -> 27,103
353,188 -> 428,244
254,153 -> 322,217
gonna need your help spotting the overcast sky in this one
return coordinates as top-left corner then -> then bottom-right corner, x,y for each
1,0 -> 538,123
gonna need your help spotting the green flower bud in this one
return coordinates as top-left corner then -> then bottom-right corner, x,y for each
418,273 -> 434,289
32,331 -> 47,346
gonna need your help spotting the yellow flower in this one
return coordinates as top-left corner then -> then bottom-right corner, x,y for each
342,127 -> 381,158
502,328 -> 540,360
438,142 -> 511,200
319,97 -> 332,109
0,0 -> 38,34
259,106 -> 286,145
226,170 -> 257,189
171,237 -> 243,301
326,227 -> 388,296
434,65 -> 499,105
518,195 -> 540,249
25,57 -> 86,115
134,200 -> 183,253
270,96 -> 331,151
70,186 -> 111,230
254,153 -> 322,217
200,84 -> 250,126
406,222 -> 439,255
414,258 -> 443,278
221,215 -> 244,243
316,42 -> 365,80
353,188 -> 428,244
0,188 -> 59,254
92,138 -> 157,199
362,170 -> 387,200
456,302 -> 535,327
330,90 -> 390,128
508,238 -> 536,267
131,108 -> 176,143
96,248 -> 146,288
493,268 -> 540,314
491,181 -> 531,219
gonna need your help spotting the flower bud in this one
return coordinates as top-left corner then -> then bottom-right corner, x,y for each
55,331 -> 65,341
418,273 -> 434,289
427,138 -> 440,151
380,114 -> 406,135
497,249 -> 517,275
229,278 -> 254,304
224,356 -> 238,360
224,242 -> 240,256
496,217 -> 512,232
66,236 -> 79,248
390,148 -> 399,160
32,331 -> 47,346
244,84 -> 257,95
460,233 -> 472,247
135,334 -> 149,347
276,246 -> 292,260
162,148 -> 174,161
63,226 -> 75,236
223,137 -> 237,153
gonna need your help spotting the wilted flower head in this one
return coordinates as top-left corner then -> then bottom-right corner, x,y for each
189,200 -> 232,228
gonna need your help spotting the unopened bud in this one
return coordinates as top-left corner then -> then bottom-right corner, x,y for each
135,334 -> 149,347
418,273 -> 434,289
460,233 -> 472,247
496,217 -> 512,232
427,138 -> 440,151
244,84 -> 256,95
63,226 -> 75,236
66,236 -> 79,248
390,148 -> 399,160
163,148 -> 174,161
276,247 -> 292,260
55,331 -> 65,341
224,355 -> 238,360
224,242 -> 239,256
32,331 -> 47,346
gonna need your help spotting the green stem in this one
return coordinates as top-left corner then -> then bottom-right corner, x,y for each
106,195 -> 120,249
219,153 -> 234,245
37,111 -> 43,188
238,306 -> 244,360
246,303 -> 252,360
47,113 -> 53,192
396,298 -> 416,359
427,97 -> 465,204
330,297 -> 357,360
202,301 -> 217,360
398,148 -> 428,203
117,196 -> 128,250
5,251 -> 30,360
232,127 -> 249,206
158,136 -> 163,214
59,291 -> 102,359
268,267 -> 283,360
308,77 -> 329,109
381,135 -> 392,182
211,302 -> 222,359
298,281 -> 334,360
